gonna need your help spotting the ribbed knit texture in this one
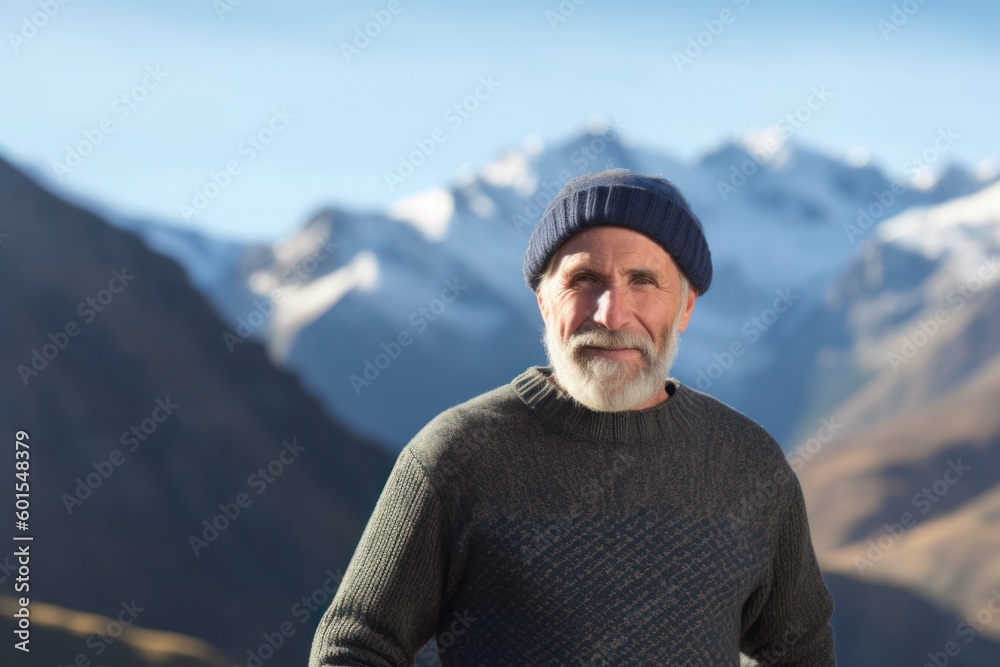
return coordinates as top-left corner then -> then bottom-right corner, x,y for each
309,366 -> 836,666
522,169 -> 714,295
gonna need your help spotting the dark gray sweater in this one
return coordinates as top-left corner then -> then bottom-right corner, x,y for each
309,365 -> 836,666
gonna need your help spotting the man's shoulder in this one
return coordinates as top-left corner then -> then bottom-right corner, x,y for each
422,375 -> 528,434
403,374 -> 531,473
679,384 -> 804,510
678,382 -> 786,459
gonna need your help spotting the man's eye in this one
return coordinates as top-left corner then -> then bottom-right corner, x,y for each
573,274 -> 598,284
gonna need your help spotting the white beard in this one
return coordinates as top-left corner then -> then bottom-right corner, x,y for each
541,305 -> 685,412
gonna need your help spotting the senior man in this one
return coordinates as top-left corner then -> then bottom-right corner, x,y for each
309,168 -> 837,666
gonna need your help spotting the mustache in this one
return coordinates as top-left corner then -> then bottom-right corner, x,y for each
568,327 -> 656,358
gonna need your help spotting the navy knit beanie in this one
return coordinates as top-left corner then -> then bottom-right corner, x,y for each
522,168 -> 712,295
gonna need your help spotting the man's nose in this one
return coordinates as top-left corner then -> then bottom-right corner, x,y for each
592,283 -> 632,330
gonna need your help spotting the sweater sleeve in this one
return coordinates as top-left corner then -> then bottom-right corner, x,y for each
308,447 -> 455,667
739,468 -> 837,666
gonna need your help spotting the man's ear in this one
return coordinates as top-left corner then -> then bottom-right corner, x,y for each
678,287 -> 697,333
535,283 -> 549,321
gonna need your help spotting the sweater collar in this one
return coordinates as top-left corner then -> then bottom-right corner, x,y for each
512,365 -> 706,445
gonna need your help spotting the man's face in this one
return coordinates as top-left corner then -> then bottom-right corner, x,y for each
535,226 -> 697,412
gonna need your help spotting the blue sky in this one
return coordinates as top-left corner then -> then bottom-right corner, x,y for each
2,0 -> 997,240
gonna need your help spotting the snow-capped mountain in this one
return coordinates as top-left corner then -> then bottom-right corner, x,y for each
116,123 -> 996,450
776,183 -> 1000,440
742,180 -> 1000,445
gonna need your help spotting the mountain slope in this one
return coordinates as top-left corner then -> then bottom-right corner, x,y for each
0,155 -> 395,666
825,573 -> 1000,665
799,357 -> 1000,642
741,180 -> 1000,445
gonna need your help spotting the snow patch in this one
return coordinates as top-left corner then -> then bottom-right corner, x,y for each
739,126 -> 790,167
274,216 -> 333,264
847,146 -> 871,168
388,187 -> 455,242
877,181 -> 1000,273
481,148 -> 537,197
271,251 -> 380,360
